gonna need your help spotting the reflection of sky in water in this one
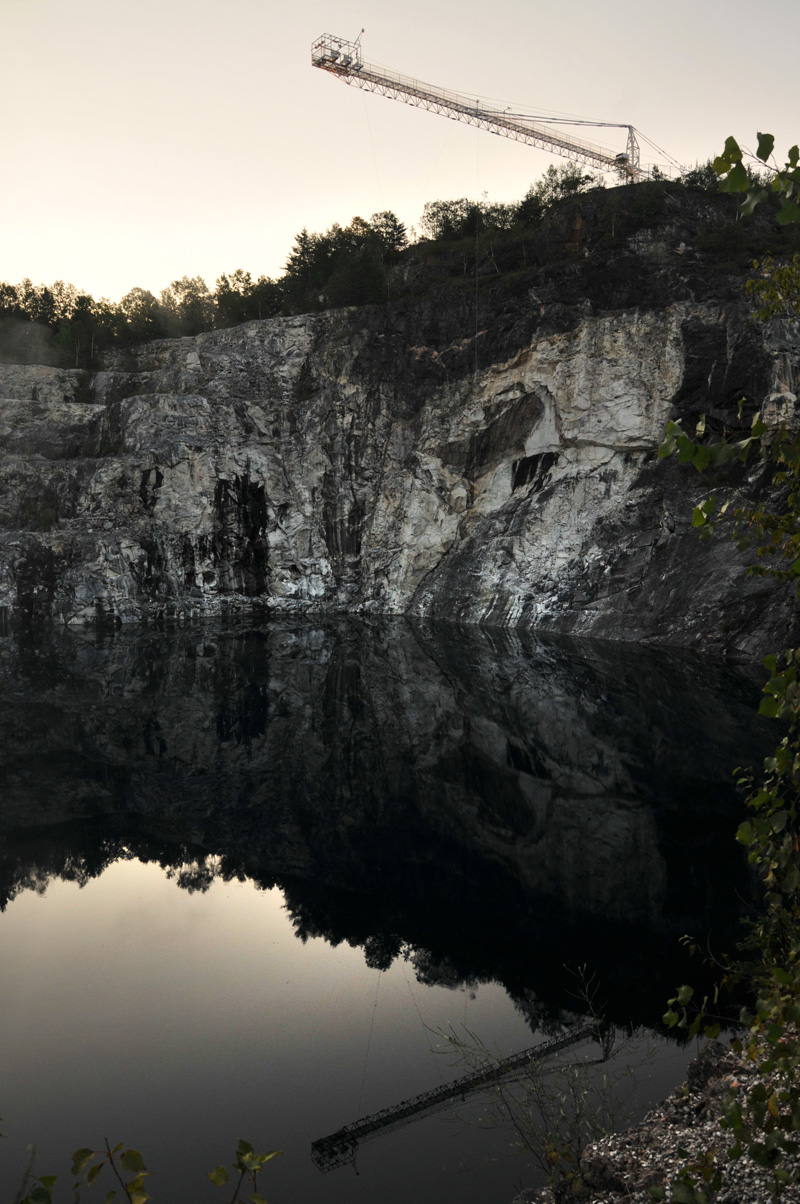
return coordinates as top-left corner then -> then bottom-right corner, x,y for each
0,859 -> 698,1203
1,859 -> 589,1203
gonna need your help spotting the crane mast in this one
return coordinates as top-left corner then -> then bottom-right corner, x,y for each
311,33 -> 643,179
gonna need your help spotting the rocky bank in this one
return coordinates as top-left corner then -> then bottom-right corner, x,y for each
528,1040 -> 800,1204
1,189 -> 798,656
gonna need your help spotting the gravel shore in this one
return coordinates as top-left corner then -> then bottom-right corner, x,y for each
522,1040 -> 800,1204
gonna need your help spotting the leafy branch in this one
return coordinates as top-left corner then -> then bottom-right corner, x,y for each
9,1136 -> 280,1204
713,133 -> 800,225
208,1138 -> 283,1204
657,133 -> 800,1199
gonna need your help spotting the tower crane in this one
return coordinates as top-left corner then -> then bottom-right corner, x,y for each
311,33 -> 681,180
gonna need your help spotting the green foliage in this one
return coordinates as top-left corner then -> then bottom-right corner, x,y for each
418,196 -> 517,241
52,292 -> 116,367
159,275 -> 215,338
659,404 -> 800,577
677,161 -> 721,194
209,1138 -> 282,1204
324,243 -> 386,308
69,1141 -> 150,1204
0,267 -> 284,364
279,210 -> 405,312
369,210 -> 408,258
9,1135 -> 280,1203
118,286 -> 165,345
650,1152 -> 723,1203
414,164 -> 602,242
516,163 -> 605,227
747,255 -> 800,320
659,132 -> 800,1199
713,134 -> 800,224
214,270 -> 282,327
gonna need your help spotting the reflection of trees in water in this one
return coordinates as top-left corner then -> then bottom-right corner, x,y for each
0,833 -> 249,913
165,853 -> 225,894
0,618 -> 774,1028
0,817 -> 743,1030
0,834 -> 129,911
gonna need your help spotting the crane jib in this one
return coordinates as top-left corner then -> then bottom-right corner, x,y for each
310,33 -> 658,178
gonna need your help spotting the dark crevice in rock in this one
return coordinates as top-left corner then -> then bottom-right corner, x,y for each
512,451 -> 559,493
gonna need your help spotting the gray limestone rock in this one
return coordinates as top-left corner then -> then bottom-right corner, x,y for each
0,269 -> 797,656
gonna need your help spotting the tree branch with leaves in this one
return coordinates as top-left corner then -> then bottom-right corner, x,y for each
658,132 -> 800,1203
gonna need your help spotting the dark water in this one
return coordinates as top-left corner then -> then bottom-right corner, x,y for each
0,619 -> 775,1202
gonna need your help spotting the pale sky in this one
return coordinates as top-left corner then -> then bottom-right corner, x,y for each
2,0 -> 798,302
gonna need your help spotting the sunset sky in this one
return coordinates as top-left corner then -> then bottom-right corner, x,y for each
2,0 -> 798,302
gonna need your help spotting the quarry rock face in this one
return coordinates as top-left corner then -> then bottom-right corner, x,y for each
0,243 -> 798,657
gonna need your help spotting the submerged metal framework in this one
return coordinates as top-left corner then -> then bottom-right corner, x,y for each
311,33 -> 642,178
311,1024 -> 599,1172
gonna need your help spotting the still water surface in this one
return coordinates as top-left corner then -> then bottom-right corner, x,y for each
0,619 -> 774,1201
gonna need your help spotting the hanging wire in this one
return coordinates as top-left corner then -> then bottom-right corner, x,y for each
402,964 -> 446,1082
475,118 -> 480,380
414,121 -> 456,210
362,96 -> 384,207
359,54 -> 621,127
356,971 -> 382,1119
633,127 -> 685,172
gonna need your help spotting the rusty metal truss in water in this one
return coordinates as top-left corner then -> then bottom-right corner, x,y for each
311,1023 -> 601,1172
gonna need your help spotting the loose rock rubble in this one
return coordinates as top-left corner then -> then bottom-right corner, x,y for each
522,1040 -> 800,1203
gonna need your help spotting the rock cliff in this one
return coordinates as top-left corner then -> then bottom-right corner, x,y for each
1,191 -> 798,656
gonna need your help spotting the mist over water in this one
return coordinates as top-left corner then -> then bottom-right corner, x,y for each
0,619 -> 774,1201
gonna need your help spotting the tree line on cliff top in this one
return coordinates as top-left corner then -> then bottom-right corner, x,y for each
0,159 -> 759,372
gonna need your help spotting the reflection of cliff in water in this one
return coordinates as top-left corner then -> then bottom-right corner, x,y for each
0,619 -> 774,1024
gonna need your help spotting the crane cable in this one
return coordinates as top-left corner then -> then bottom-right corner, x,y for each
356,970 -> 383,1120
362,96 -> 384,207
402,963 -> 447,1082
475,122 -> 480,381
633,127 -> 685,172
414,121 -> 456,211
